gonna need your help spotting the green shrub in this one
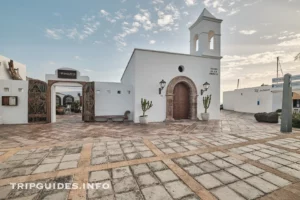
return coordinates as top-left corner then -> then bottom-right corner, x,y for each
292,113 -> 300,128
276,109 -> 282,113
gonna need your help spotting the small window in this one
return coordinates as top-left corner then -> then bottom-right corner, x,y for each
208,31 -> 215,50
2,96 -> 18,106
96,90 -> 100,94
4,88 -> 9,92
178,65 -> 184,73
128,90 -> 131,94
117,90 -> 121,94
18,88 -> 23,92
194,34 -> 199,52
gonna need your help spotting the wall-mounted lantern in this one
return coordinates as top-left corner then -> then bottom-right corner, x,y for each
159,79 -> 166,94
201,82 -> 210,95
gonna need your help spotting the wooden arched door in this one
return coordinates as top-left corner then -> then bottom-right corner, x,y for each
173,83 -> 190,120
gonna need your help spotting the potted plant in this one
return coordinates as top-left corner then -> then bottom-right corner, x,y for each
139,98 -> 153,124
72,101 -> 81,113
56,105 -> 65,115
201,95 -> 211,121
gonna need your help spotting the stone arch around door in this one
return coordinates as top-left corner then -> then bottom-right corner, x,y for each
46,80 -> 95,123
166,76 -> 198,121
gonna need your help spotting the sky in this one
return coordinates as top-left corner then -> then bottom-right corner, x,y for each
1,0 -> 300,96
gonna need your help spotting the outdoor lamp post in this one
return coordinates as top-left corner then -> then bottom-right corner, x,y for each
201,82 -> 210,95
159,79 -> 166,94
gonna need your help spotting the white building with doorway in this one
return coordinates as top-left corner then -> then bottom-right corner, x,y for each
1,8 -> 223,124
223,77 -> 300,114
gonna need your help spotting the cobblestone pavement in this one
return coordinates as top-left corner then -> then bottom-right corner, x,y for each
0,111 -> 300,200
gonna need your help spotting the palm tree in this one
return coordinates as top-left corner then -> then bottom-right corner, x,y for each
295,53 -> 300,61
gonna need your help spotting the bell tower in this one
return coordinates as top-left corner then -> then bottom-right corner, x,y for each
189,9 -> 222,57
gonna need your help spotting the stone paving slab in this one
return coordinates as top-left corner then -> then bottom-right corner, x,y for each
0,145 -> 82,178
87,162 -> 200,200
0,176 -> 72,200
91,140 -> 155,165
176,150 -> 293,200
150,136 -> 208,154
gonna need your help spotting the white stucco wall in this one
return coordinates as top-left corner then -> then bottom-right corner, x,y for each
272,92 -> 283,112
131,49 -> 220,123
223,91 -> 236,110
95,82 -> 133,120
121,53 -> 136,120
0,55 -> 26,80
223,86 -> 274,114
0,80 -> 28,124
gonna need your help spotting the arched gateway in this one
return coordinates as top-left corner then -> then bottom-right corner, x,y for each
166,76 -> 198,121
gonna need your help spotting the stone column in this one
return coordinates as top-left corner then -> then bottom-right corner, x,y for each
281,73 -> 292,133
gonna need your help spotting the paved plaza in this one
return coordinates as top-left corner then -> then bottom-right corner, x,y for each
0,111 -> 300,200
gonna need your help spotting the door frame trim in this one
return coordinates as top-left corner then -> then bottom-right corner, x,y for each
46,80 -> 87,123
166,76 -> 198,121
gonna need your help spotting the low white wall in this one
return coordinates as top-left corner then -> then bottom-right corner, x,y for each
95,82 -> 133,120
272,92 -> 283,112
223,86 -> 273,114
223,91 -> 236,110
0,80 -> 28,124
0,55 -> 26,80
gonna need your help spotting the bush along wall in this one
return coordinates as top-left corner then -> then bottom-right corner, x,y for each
292,113 -> 300,128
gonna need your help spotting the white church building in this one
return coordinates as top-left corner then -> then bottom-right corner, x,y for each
0,9 -> 223,124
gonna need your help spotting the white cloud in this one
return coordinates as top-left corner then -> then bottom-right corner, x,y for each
156,3 -> 180,32
158,15 -> 174,26
239,30 -> 257,35
100,10 -> 110,16
134,9 -> 155,30
229,26 -> 237,34
260,35 -> 275,40
278,38 -> 300,47
152,0 -> 164,4
74,56 -> 82,60
94,40 -> 103,45
218,7 -> 227,13
185,0 -> 197,6
132,22 -> 141,27
46,14 -> 100,40
183,11 -> 189,16
222,51 -> 295,69
227,8 -> 240,16
45,29 -> 64,40
149,40 -> 156,44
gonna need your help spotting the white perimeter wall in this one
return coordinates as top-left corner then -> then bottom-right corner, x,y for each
223,86 -> 274,113
0,80 -> 28,124
272,92 -> 283,111
95,82 -> 133,120
132,50 -> 221,123
223,91 -> 236,110
0,55 -> 26,80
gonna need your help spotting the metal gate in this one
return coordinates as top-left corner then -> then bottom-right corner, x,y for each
83,82 -> 95,122
28,79 -> 48,122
